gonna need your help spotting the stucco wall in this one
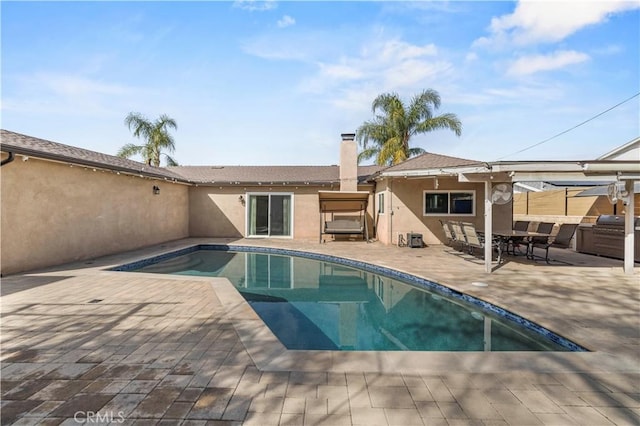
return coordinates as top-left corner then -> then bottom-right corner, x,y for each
0,156 -> 189,275
189,184 -> 375,241
375,177 -> 512,245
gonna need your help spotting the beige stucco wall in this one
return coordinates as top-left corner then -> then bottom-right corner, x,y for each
0,156 -> 189,275
375,177 -> 512,246
189,184 -> 375,241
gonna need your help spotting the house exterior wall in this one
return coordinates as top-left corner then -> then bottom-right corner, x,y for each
375,177 -> 512,245
0,156 -> 189,275
189,184 -> 376,240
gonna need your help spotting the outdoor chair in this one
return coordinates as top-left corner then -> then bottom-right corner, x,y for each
460,222 -> 503,263
525,222 -> 556,259
439,220 -> 456,247
449,221 -> 467,252
530,223 -> 578,263
508,220 -> 531,255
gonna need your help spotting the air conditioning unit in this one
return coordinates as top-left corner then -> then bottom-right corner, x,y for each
407,233 -> 423,248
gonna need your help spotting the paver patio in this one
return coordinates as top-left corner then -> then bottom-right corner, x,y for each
1,238 -> 638,425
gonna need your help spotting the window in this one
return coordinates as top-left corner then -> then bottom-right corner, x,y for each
424,190 -> 475,216
377,192 -> 385,214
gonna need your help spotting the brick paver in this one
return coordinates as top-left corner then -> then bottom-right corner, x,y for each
1,238 -> 638,425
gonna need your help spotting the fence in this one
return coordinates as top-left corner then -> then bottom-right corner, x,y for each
513,188 -> 638,220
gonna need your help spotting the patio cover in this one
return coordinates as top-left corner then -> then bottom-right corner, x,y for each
318,190 -> 370,212
379,159 -> 639,274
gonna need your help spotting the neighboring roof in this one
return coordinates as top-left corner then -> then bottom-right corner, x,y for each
168,165 -> 382,185
1,129 -> 187,182
576,182 -> 640,197
544,180 -> 614,188
513,180 -> 616,193
379,152 -> 481,174
597,136 -> 640,160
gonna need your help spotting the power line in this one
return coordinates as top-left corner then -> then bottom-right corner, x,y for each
495,92 -> 640,161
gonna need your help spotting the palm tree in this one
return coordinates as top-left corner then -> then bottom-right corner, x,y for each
117,112 -> 179,166
356,89 -> 462,166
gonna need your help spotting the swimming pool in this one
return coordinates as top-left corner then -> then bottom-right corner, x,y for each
114,245 -> 585,352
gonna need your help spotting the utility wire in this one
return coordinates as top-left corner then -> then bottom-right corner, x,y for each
494,91 -> 640,161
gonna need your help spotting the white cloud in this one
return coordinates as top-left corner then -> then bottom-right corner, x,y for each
304,39 -> 444,89
37,73 -> 130,97
3,72 -> 136,116
475,0 -> 639,47
379,40 -> 437,61
318,63 -> 363,80
277,15 -> 295,28
241,32 -> 325,61
507,50 -> 590,76
383,59 -> 452,89
465,52 -> 478,62
233,0 -> 277,12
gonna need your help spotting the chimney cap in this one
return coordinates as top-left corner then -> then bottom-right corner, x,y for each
341,133 -> 356,141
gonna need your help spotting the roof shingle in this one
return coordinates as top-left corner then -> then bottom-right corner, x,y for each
382,152 -> 481,172
1,129 -> 383,185
1,129 -> 187,181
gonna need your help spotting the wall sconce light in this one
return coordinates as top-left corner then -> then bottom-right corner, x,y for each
239,195 -> 245,206
153,185 -> 160,195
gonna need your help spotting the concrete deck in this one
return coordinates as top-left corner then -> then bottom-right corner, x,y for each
1,238 -> 638,425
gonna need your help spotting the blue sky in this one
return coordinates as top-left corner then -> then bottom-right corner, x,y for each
2,1 -> 638,165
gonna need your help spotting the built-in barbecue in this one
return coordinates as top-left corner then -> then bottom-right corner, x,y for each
577,215 -> 640,262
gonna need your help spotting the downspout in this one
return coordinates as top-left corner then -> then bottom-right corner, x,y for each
1,152 -> 15,167
389,178 -> 394,245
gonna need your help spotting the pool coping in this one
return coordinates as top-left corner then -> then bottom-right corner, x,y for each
106,243 -> 639,373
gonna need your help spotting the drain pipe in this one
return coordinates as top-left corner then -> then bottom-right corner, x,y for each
1,152 -> 15,167
389,178 -> 394,245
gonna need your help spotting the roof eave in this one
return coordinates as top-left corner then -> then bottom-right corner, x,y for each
1,143 -> 190,183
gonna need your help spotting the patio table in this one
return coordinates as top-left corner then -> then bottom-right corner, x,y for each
492,230 -> 552,257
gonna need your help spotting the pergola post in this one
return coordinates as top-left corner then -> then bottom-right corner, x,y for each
624,180 -> 635,275
484,180 -> 493,273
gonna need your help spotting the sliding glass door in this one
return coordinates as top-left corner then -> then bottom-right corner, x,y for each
247,193 -> 292,237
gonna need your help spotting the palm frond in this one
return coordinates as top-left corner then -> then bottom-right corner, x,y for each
157,114 -> 178,131
416,113 -> 462,137
357,89 -> 461,165
163,154 -> 179,166
122,111 -> 180,167
117,143 -> 144,159
125,112 -> 153,140
408,147 -> 426,158
357,147 -> 380,164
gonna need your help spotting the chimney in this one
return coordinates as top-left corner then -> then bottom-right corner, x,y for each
340,133 -> 358,192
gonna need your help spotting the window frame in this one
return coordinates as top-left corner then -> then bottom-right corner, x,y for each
423,189 -> 476,216
245,192 -> 294,238
377,192 -> 385,215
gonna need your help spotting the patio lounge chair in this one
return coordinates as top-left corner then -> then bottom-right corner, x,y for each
530,223 -> 578,263
439,220 -> 456,247
460,222 -> 503,263
448,221 -> 467,251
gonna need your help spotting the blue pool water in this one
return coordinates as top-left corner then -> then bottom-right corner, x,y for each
117,246 -> 584,352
